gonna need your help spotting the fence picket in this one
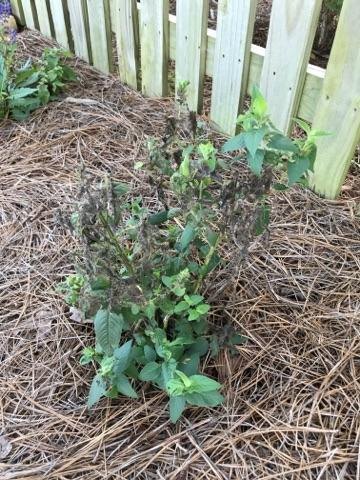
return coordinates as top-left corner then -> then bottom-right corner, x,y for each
175,0 -> 208,113
114,0 -> 139,89
67,0 -> 90,62
21,0 -> 36,29
260,0 -> 322,134
311,0 -> 360,198
87,0 -> 112,73
48,0 -> 69,49
34,0 -> 52,37
140,0 -> 169,97
10,0 -> 25,24
210,0 -> 257,135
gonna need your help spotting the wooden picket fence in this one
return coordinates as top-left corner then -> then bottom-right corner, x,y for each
9,0 -> 360,199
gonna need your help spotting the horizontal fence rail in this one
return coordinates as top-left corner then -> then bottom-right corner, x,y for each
9,0 -> 360,198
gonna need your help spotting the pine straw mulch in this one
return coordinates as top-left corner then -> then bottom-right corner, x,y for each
1,31 -> 360,480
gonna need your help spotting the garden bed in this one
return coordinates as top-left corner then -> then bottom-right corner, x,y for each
0,31 -> 359,480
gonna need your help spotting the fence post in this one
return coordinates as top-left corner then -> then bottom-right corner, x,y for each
114,0 -> 139,90
87,0 -> 113,73
20,0 -> 37,29
210,0 -> 257,136
10,0 -> 25,25
310,0 -> 360,198
260,0 -> 322,134
67,0 -> 91,63
175,0 -> 209,113
140,0 -> 169,97
34,0 -> 52,37
48,0 -> 70,50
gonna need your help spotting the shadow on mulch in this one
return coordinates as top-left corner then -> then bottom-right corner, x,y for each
0,31 -> 359,480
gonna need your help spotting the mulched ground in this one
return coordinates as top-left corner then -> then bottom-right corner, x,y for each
0,31 -> 359,480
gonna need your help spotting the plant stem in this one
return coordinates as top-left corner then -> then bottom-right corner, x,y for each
98,212 -> 135,277
194,235 -> 221,293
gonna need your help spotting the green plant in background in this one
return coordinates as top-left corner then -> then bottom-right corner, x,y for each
324,0 -> 343,14
60,86 -> 322,422
0,24 -> 76,120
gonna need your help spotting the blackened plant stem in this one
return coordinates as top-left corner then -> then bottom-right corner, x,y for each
98,211 -> 135,277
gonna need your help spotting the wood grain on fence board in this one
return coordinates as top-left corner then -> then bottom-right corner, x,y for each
48,0 -> 70,49
21,0 -> 37,29
139,0 -> 169,97
34,0 -> 52,37
311,0 -> 360,198
210,0 -> 258,135
175,0 -> 209,113
67,0 -> 90,62
260,0 -> 322,134
87,0 -> 112,73
114,0 -> 139,89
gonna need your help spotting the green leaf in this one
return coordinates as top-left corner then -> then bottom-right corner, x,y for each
287,155 -> 310,186
251,85 -> 268,118
139,362 -> 162,381
294,118 -> 311,134
179,353 -> 200,376
247,149 -> 265,176
188,338 -> 209,356
9,87 -> 37,100
198,142 -> 216,172
179,148 -> 191,177
196,304 -> 210,315
221,133 -> 246,153
254,204 -> 270,236
185,390 -> 224,407
116,373 -> 138,398
79,347 -> 95,365
87,374 -> 107,408
174,301 -> 189,313
229,334 -> 247,346
113,340 -> 133,374
180,223 -> 196,251
273,183 -> 288,191
144,345 -> 157,362
184,294 -> 203,306
144,301 -> 156,320
113,182 -> 129,196
188,309 -> 200,321
206,229 -> 219,247
189,375 -> 222,393
94,309 -> 124,356
169,395 -> 186,423
90,276 -> 111,291
268,133 -> 299,153
161,276 -> 173,289
148,210 -> 168,225
243,127 -> 267,158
